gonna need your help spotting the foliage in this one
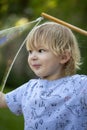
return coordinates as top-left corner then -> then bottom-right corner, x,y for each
0,109 -> 24,130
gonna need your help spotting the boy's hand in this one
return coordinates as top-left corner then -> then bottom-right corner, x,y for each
0,92 -> 7,108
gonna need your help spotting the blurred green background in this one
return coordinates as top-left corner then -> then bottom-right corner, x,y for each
0,0 -> 87,130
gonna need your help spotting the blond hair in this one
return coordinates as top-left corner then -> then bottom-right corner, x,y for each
26,22 -> 81,76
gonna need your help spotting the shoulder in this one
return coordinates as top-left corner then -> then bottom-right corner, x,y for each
5,79 -> 39,97
26,79 -> 39,88
71,74 -> 87,82
20,79 -> 39,93
19,78 -> 39,88
69,74 -> 87,89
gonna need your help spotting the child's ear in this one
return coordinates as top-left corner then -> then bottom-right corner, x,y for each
59,51 -> 71,64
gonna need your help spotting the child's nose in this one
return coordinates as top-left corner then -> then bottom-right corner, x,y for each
31,51 -> 38,60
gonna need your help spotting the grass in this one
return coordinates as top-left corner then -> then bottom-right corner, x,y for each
0,109 -> 24,130
0,87 -> 24,130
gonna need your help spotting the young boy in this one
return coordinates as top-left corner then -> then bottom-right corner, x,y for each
0,22 -> 87,130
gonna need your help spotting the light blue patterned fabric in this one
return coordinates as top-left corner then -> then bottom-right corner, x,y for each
5,74 -> 87,130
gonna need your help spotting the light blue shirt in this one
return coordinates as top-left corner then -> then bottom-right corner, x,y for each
5,74 -> 87,130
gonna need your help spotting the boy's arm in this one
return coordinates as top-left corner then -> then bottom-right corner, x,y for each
0,92 -> 8,108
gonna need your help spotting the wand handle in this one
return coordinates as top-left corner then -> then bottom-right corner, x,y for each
41,12 -> 87,36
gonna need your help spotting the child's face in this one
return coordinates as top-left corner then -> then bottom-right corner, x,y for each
28,44 -> 63,80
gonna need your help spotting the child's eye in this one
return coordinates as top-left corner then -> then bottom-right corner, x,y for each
28,50 -> 32,54
38,49 -> 45,53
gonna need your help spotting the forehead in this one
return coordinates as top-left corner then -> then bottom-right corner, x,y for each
31,43 -> 49,50
27,34 -> 49,50
26,22 -> 61,51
